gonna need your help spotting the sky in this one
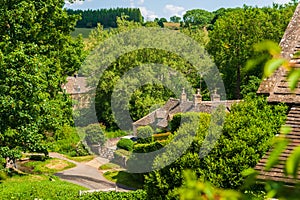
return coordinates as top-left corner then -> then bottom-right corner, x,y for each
65,0 -> 293,21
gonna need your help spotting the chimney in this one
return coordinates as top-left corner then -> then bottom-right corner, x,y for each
193,89 -> 202,105
181,88 -> 187,102
211,89 -> 221,101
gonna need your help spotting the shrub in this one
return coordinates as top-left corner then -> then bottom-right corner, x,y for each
153,132 -> 171,141
169,112 -> 201,133
48,125 -> 89,156
137,126 -> 154,144
84,124 -> 106,146
133,141 -> 167,153
80,190 -> 147,200
117,138 -> 134,151
145,97 -> 288,199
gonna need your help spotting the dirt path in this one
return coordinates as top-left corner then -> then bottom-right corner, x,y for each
49,153 -> 130,191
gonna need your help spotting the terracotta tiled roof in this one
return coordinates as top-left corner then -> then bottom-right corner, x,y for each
257,3 -> 300,103
255,105 -> 300,184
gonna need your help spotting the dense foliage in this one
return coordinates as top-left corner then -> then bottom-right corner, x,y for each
84,124 -> 106,146
83,17 -> 207,129
0,0 -> 84,167
144,96 -> 287,199
67,8 -> 143,28
137,126 -> 154,144
207,3 -> 297,99
80,190 -> 147,200
117,138 -> 134,151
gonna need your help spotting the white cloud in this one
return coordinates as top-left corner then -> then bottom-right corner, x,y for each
164,4 -> 185,17
65,0 -> 84,6
139,7 -> 158,21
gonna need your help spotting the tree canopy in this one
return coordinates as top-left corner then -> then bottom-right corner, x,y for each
0,0 -> 84,165
207,4 -> 296,99
67,8 -> 143,28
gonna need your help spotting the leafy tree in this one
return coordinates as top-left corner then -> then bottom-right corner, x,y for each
144,97 -> 287,199
170,16 -> 181,23
183,9 -> 215,28
67,8 -> 143,28
0,0 -> 84,167
207,5 -> 296,99
83,17 -> 208,129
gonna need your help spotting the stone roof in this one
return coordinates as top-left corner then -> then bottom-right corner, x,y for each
132,97 -> 240,132
257,3 -> 300,104
255,3 -> 300,185
255,105 -> 300,185
62,76 -> 92,95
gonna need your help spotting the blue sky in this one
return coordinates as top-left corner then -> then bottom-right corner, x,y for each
65,0 -> 292,21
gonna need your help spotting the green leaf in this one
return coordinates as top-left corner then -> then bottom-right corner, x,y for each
285,146 -> 300,178
287,68 -> 300,91
264,58 -> 286,77
280,125 -> 291,135
253,40 -> 281,56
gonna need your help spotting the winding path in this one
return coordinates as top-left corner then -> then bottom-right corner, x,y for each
49,153 -> 129,191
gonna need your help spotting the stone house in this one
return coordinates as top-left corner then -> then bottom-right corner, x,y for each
62,75 -> 92,109
132,88 -> 240,134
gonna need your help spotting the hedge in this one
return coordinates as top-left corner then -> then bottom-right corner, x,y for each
145,97 -> 288,199
153,132 -> 171,141
80,190 -> 147,200
117,138 -> 134,151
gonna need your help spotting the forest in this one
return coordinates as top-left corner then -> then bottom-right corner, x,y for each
1,0 -> 300,199
67,8 -> 143,28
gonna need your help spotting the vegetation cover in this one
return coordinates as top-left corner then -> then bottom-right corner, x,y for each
67,8 -> 143,28
0,0 -> 84,169
144,96 -> 287,199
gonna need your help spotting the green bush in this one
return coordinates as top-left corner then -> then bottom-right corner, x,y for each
84,124 -> 106,146
133,141 -> 167,153
117,138 -> 134,151
80,190 -> 147,200
169,112 -> 201,133
48,125 -> 89,156
145,97 -> 288,199
137,126 -> 154,144
153,132 -> 171,141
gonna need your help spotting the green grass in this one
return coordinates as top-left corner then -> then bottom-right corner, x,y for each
21,158 -> 76,174
71,28 -> 94,38
99,163 -> 121,170
0,175 -> 87,200
103,170 -> 143,189
105,130 -> 127,139
66,155 -> 95,162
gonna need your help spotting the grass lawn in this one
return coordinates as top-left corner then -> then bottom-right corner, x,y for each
103,170 -> 144,189
20,158 -> 75,174
0,175 -> 86,200
99,162 -> 121,170
66,155 -> 95,162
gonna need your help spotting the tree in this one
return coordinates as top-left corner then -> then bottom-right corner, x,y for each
183,9 -> 215,28
0,0 -> 84,168
206,5 -> 295,99
170,16 -> 181,23
144,97 -> 287,199
83,17 -> 205,129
